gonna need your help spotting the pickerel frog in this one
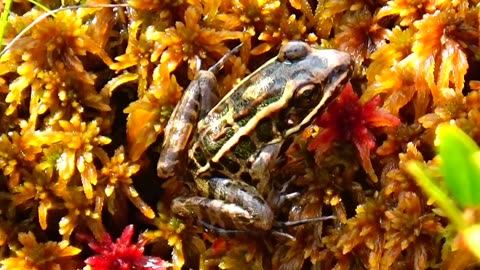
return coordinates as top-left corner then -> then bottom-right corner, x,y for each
157,41 -> 353,232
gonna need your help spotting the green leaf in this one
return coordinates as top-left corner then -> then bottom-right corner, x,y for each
436,124 -> 480,207
406,161 -> 465,230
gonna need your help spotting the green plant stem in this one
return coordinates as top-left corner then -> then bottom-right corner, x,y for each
0,0 -> 13,52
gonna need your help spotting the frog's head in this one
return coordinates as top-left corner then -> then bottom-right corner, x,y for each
277,41 -> 354,138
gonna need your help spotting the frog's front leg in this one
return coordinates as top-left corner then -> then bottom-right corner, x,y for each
171,177 -> 274,231
250,143 -> 282,195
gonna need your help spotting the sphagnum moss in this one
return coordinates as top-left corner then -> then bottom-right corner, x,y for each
0,0 -> 479,269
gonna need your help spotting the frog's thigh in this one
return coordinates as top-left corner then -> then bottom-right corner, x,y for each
157,71 -> 217,178
172,178 -> 274,231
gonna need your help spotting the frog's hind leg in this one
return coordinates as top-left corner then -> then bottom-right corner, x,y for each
207,43 -> 243,74
157,71 -> 218,178
157,44 -> 242,178
198,43 -> 243,119
171,177 -> 274,231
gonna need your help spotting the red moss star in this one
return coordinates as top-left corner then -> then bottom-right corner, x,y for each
80,225 -> 170,270
308,83 -> 400,182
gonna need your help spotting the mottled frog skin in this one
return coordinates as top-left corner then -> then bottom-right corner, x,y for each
157,41 -> 353,232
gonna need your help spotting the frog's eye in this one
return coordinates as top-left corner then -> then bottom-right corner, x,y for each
278,41 -> 310,62
293,84 -> 320,108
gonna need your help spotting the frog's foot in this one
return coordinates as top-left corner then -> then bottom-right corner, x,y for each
195,216 -> 297,242
268,176 -> 301,207
207,43 -> 242,74
273,215 -> 336,228
197,220 -> 261,238
198,217 -> 298,242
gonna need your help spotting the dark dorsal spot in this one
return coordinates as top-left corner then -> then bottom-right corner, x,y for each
256,118 -> 274,143
211,162 -> 224,171
240,172 -> 252,183
233,136 -> 257,159
193,148 -> 208,167
220,156 -> 241,174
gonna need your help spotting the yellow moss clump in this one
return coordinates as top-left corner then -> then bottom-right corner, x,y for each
0,231 -> 81,270
1,0 -> 480,269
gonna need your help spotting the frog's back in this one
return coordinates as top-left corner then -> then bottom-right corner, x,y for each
189,43 -> 353,182
189,59 -> 290,179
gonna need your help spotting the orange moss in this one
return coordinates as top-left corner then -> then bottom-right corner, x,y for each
0,0 -> 479,268
334,9 -> 389,66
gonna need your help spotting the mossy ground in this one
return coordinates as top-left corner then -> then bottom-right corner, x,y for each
0,0 -> 479,269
